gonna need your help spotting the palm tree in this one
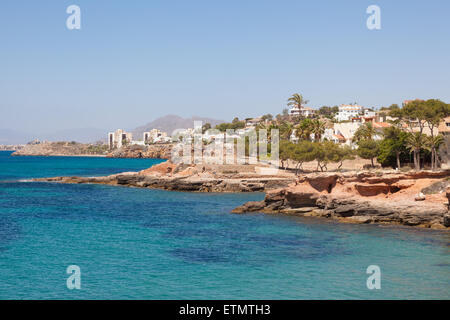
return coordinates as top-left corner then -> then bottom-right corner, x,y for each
405,132 -> 427,170
256,122 -> 277,141
287,93 -> 309,109
311,119 -> 326,142
425,134 -> 445,170
279,122 -> 294,140
382,126 -> 406,169
295,119 -> 313,141
353,122 -> 377,142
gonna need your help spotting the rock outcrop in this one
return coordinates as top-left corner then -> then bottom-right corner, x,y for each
232,170 -> 450,230
12,141 -> 108,156
107,144 -> 173,159
34,161 -> 295,193
12,141 -> 173,158
33,159 -> 450,230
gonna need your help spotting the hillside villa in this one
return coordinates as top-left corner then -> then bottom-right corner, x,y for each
289,106 -> 315,117
334,104 -> 363,122
438,116 -> 450,136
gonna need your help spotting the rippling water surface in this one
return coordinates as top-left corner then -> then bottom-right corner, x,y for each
0,151 -> 448,299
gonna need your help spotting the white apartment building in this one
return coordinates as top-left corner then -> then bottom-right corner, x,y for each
108,129 -> 133,149
334,104 -> 363,122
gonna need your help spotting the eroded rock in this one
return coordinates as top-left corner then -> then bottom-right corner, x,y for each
233,170 -> 450,230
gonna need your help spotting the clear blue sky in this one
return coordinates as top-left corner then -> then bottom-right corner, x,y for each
1,0 -> 449,136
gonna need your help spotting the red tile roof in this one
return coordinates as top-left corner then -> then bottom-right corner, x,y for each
333,134 -> 346,141
373,122 -> 391,128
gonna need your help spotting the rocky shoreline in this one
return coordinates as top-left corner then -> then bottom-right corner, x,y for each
233,171 -> 450,230
33,161 -> 295,193
32,159 -> 450,230
12,141 -> 108,157
12,142 -> 173,159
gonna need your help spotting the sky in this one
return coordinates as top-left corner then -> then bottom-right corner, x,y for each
1,0 -> 449,138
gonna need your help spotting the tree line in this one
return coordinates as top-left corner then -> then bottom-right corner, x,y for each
373,99 -> 449,170
212,94 -> 450,172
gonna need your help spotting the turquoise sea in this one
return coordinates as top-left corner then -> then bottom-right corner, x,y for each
0,151 -> 448,299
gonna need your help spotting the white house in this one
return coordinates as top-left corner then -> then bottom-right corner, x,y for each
322,128 -> 346,144
334,105 -> 363,122
289,106 -> 315,118
364,109 -> 376,118
245,117 -> 263,127
332,122 -> 362,147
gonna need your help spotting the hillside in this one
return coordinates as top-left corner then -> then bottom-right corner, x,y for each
12,141 -> 109,156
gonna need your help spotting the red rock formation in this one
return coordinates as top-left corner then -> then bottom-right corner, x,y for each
139,161 -> 178,176
233,170 -> 450,229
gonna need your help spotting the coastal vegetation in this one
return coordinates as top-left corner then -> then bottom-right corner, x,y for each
86,144 -> 109,154
215,118 -> 246,131
15,93 -> 448,172
216,95 -> 450,172
377,126 -> 409,169
317,105 -> 339,119
279,140 -> 354,173
382,99 -> 450,170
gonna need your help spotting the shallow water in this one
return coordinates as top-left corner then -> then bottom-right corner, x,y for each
0,151 -> 448,299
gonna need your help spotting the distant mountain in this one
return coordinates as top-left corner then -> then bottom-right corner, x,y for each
0,128 -> 106,145
132,115 -> 225,140
1,115 -> 225,145
40,128 -> 107,143
0,129 -> 33,145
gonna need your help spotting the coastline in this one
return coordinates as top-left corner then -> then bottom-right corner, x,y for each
33,162 -> 295,193
11,143 -> 173,159
233,170 -> 450,230
5,155 -> 449,299
13,153 -> 107,157
32,160 -> 450,230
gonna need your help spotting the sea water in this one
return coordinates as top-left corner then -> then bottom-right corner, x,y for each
0,151 -> 448,299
